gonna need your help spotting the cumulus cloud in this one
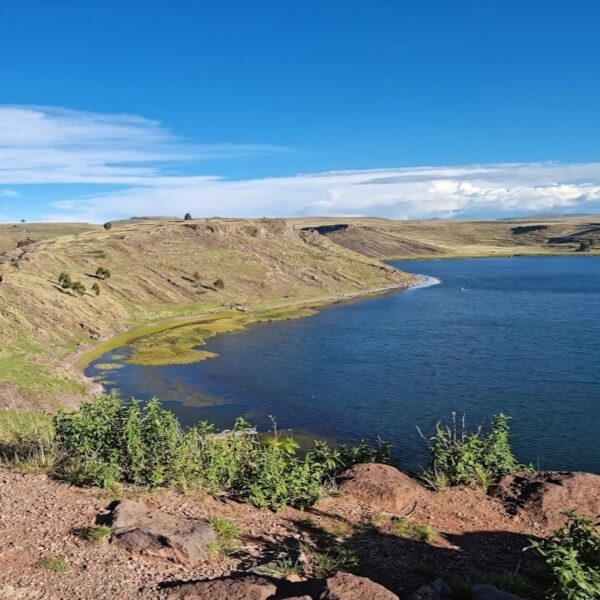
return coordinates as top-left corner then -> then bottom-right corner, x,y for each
0,106 -> 287,185
46,162 -> 600,222
0,189 -> 19,197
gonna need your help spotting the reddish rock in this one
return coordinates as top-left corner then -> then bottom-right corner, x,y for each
320,571 -> 399,600
489,471 -> 600,528
338,463 -> 425,514
111,499 -> 216,565
164,575 -> 277,600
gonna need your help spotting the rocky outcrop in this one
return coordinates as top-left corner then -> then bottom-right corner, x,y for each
320,572 -> 399,599
163,575 -> 277,600
471,584 -> 525,599
338,463 -> 425,514
490,471 -> 600,528
111,499 -> 216,565
406,578 -> 452,599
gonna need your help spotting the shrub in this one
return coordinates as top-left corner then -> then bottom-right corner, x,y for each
51,397 -> 397,510
16,238 -> 35,248
529,512 -> 600,600
310,438 -> 393,482
103,222 -> 112,230
58,272 -> 72,288
91,282 -> 100,296
213,278 -> 225,290
71,281 -> 86,296
184,213 -> 192,220
95,267 -> 111,279
419,413 -> 525,488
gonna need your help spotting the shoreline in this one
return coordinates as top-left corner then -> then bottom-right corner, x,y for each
72,275 -> 427,395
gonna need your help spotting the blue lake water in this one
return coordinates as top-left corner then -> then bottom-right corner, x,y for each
87,257 -> 600,473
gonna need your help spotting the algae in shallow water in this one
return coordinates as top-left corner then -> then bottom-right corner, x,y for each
124,308 -> 316,367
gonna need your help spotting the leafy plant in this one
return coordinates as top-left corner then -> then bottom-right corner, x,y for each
213,277 -> 225,290
419,413 -> 526,488
184,212 -> 192,220
91,282 -> 100,296
528,512 -> 600,600
103,221 -> 112,230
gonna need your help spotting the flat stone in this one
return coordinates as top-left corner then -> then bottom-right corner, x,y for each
111,499 -> 216,565
164,575 -> 277,600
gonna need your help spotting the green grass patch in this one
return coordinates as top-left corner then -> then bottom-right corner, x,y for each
72,525 -> 112,544
370,513 -> 437,542
36,555 -> 68,573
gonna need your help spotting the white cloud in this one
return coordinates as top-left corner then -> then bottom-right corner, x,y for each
3,105 -> 600,222
0,189 -> 18,197
45,162 -> 600,223
0,106 -> 287,185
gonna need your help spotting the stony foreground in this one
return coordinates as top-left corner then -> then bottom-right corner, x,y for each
0,464 -> 598,599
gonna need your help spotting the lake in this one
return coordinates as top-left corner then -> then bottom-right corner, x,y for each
86,256 -> 600,473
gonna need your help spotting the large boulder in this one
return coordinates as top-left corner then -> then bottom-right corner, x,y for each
111,499 -> 216,565
407,579 -> 452,599
489,471 -> 600,528
164,575 -> 277,600
471,584 -> 525,599
338,463 -> 425,514
320,572 -> 399,600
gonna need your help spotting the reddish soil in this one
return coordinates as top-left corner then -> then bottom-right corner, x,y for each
0,465 -> 566,599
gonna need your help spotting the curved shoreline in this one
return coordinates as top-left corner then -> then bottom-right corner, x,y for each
73,276 -> 430,392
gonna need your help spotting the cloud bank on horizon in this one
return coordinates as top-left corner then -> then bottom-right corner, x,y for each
2,105 -> 600,223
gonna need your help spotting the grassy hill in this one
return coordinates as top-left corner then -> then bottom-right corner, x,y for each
295,215 -> 600,258
0,218 -> 412,410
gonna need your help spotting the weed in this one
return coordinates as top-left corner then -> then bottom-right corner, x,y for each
206,517 -> 241,555
264,557 -> 303,580
36,555 -> 68,573
419,413 -> 527,488
73,525 -> 112,544
370,514 -> 436,542
528,512 -> 600,600
302,543 -> 359,578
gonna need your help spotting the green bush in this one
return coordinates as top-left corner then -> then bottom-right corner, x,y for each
529,512 -> 600,600
420,413 -> 525,488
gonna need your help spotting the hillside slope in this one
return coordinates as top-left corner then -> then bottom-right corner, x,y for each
296,216 -> 600,258
0,218 -> 412,410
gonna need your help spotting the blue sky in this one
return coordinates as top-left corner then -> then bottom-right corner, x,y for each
2,1 -> 600,222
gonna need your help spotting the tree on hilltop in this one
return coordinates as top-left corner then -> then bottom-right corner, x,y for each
184,213 -> 192,220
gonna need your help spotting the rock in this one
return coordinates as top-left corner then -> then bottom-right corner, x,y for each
320,572 -> 399,600
164,575 -> 277,599
338,463 -> 425,514
111,499 -> 216,565
471,584 -> 525,599
407,578 -> 452,599
489,471 -> 600,528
